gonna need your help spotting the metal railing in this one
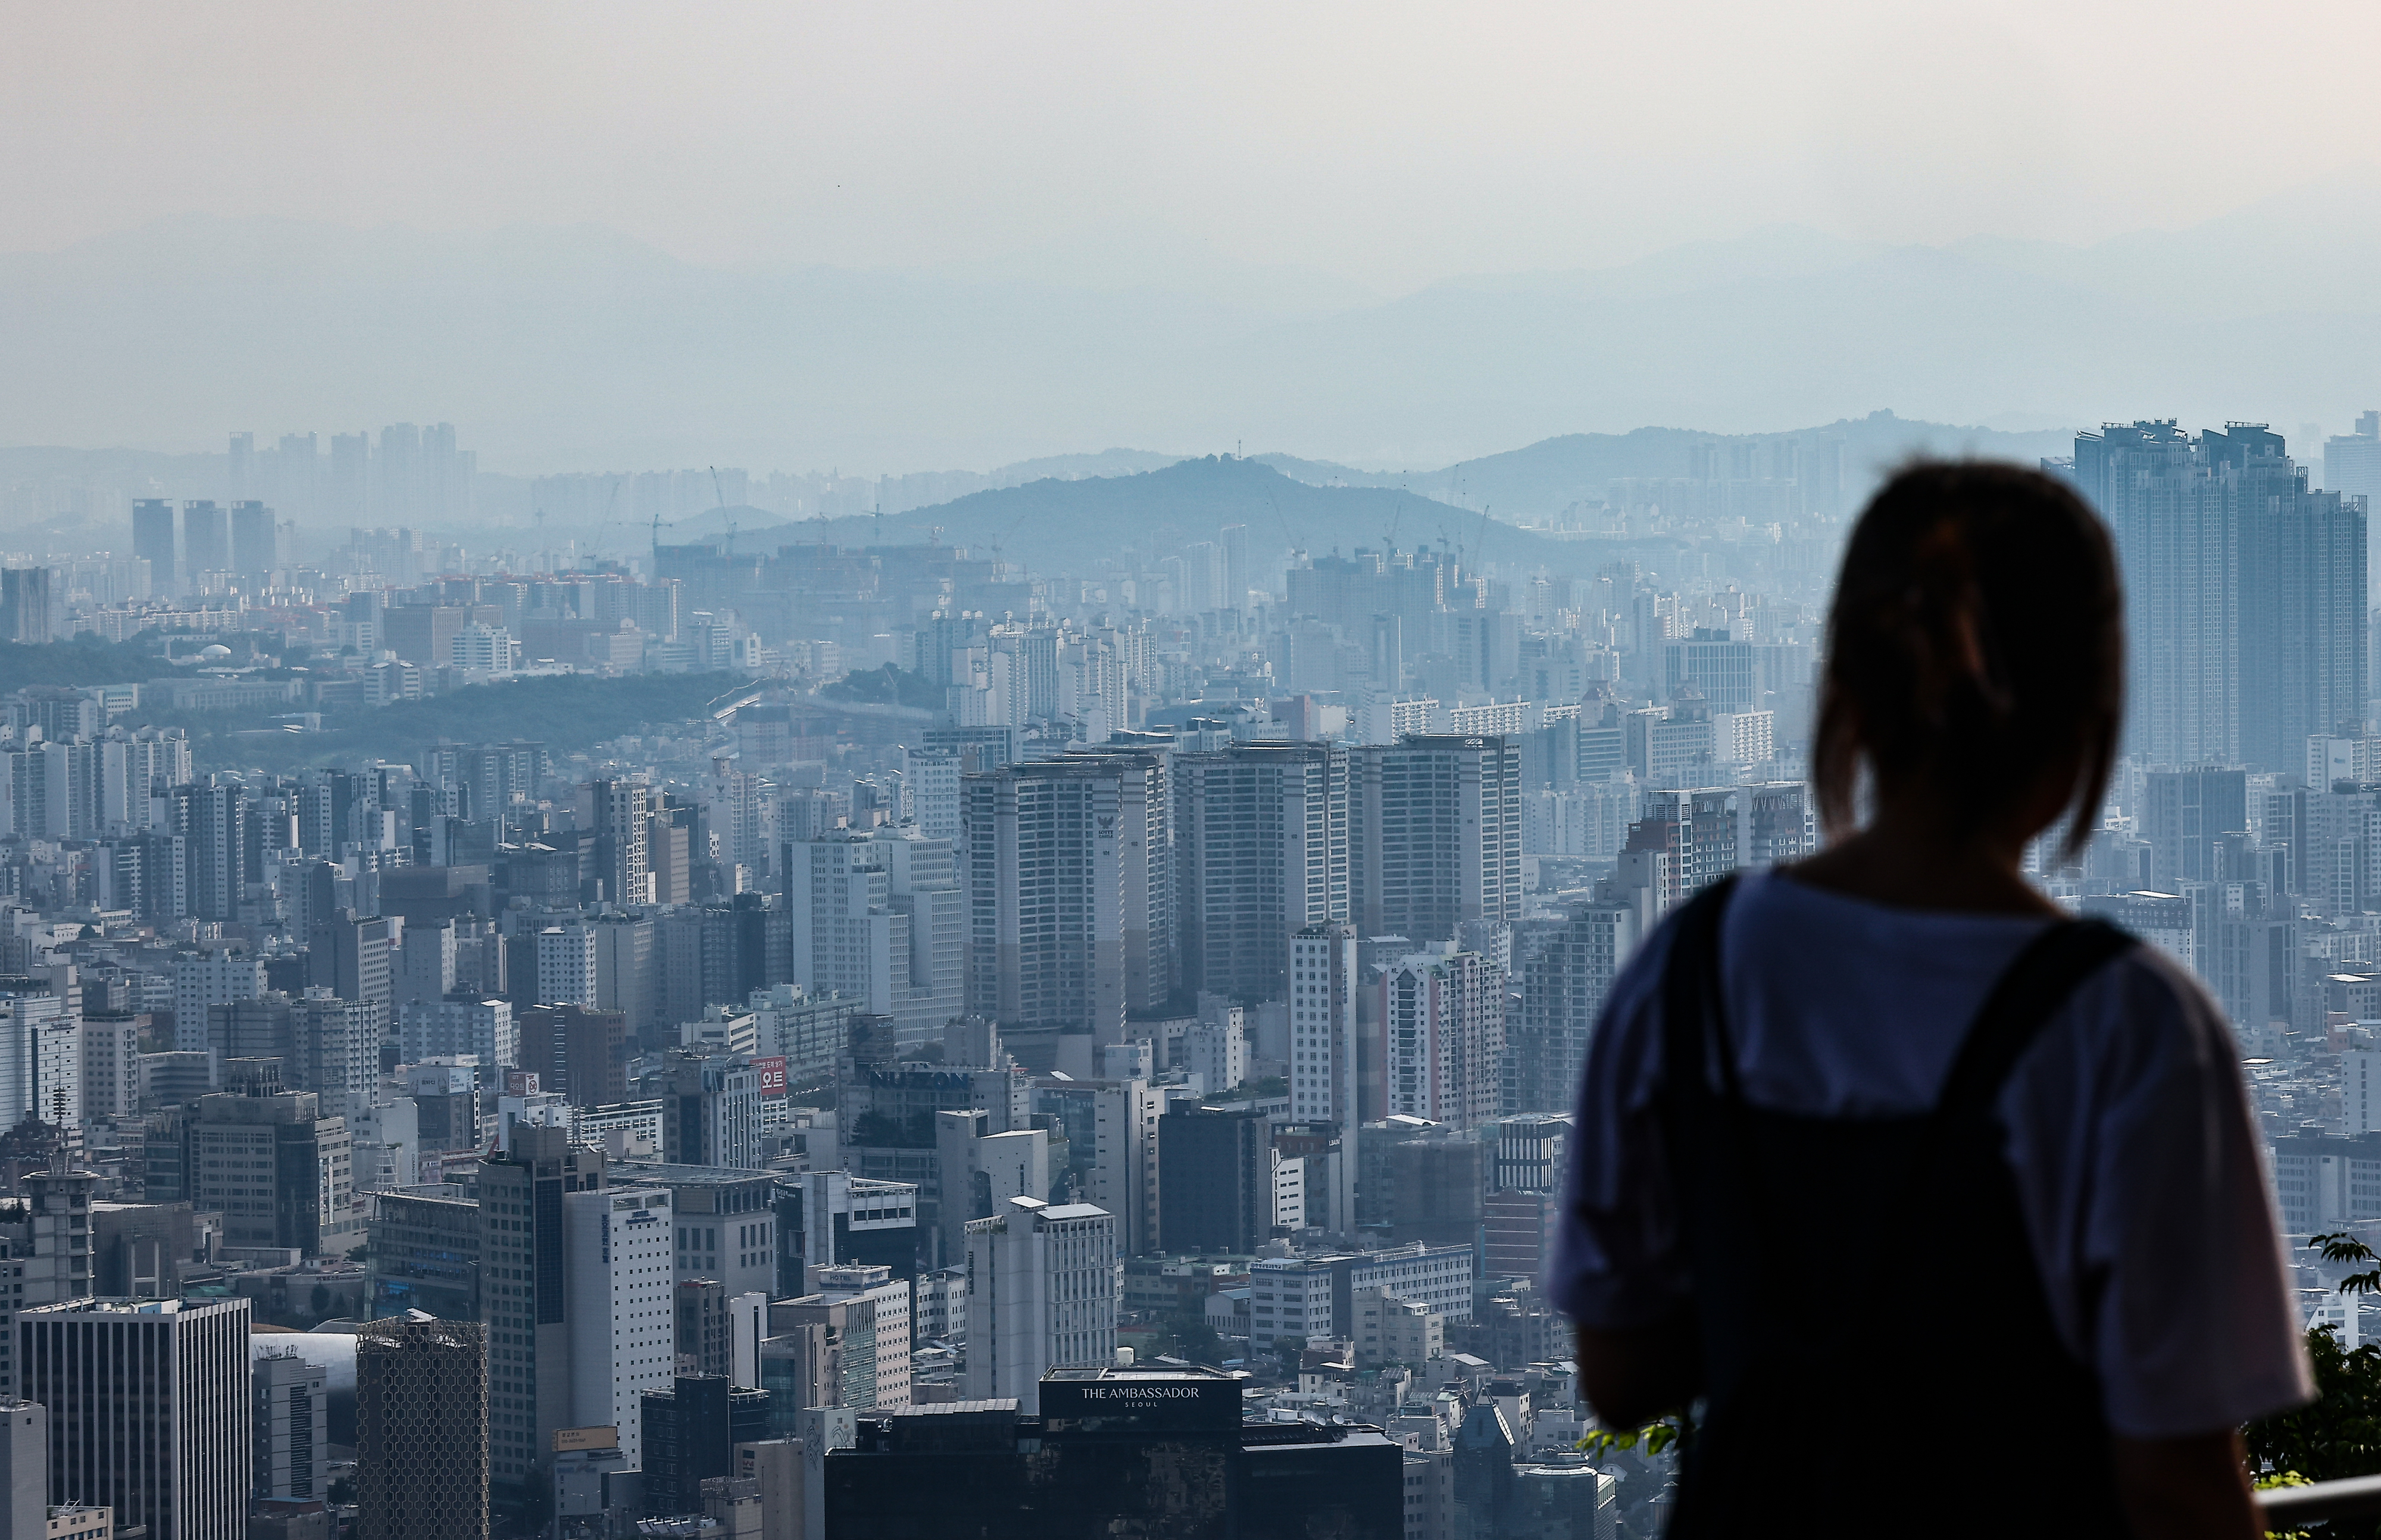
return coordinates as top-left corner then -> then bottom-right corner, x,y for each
2260,1474 -> 2381,1525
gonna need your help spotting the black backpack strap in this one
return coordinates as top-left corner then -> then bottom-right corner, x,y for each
1659,874 -> 1743,1114
1931,917 -> 2137,1126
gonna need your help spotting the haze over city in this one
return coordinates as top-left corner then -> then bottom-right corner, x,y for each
6,2 -> 2381,469
1,6 -> 2379,1540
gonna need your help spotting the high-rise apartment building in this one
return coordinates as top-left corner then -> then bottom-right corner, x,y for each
536,924 -> 600,1008
900,748 -> 962,841
167,780 -> 248,922
1379,947 -> 1505,1126
962,754 -> 1171,1033
2074,421 -> 2366,771
2327,410 -> 2381,586
0,569 -> 51,646
1174,742 -> 1347,1001
566,1185 -> 677,1466
961,1197 -> 1118,1414
1505,901 -> 1642,1116
477,1124 -> 607,1491
1289,923 -> 1359,1127
785,826 -> 961,1041
355,1316 -> 488,1540
1350,736 -> 1522,945
593,779 -> 655,907
398,995 -> 517,1067
20,1297 -> 252,1540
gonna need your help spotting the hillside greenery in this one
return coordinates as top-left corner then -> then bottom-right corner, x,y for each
820,664 -> 940,710
0,634 -> 171,694
127,671 -> 760,774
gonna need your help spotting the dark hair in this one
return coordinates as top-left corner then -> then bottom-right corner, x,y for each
1813,461 -> 2122,858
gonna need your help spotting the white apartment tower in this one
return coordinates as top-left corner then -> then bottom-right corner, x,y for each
173,949 -> 263,1052
593,778 -> 654,907
785,826 -> 962,1041
962,1197 -> 1118,1414
901,748 -> 962,842
1379,947 -> 1507,1126
565,1186 -> 676,1466
1351,735 -> 1524,944
536,926 -> 599,1009
1289,923 -> 1359,1126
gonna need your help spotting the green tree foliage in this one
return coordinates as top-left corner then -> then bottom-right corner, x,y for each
820,664 -> 940,710
0,633 -> 166,692
1163,1311 -> 1229,1367
133,671 -> 754,773
2246,1234 -> 2381,1540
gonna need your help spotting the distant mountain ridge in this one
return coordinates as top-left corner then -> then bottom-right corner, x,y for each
4,181 -> 2377,477
790,454 -> 1687,581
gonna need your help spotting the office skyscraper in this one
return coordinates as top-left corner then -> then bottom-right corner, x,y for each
1173,742 -> 1348,1002
961,1197 -> 1118,1414
230,501 -> 279,585
252,1345 -> 327,1502
1158,1105 -> 1285,1255
133,498 -> 176,591
190,1079 -> 357,1256
20,1297 -> 252,1540
2075,421 -> 2366,772
356,1316 -> 488,1540
565,1185 -> 676,1466
477,1123 -> 607,1491
182,501 -> 229,581
1351,735 -> 1524,945
1,1398 -> 44,1540
655,1054 -> 763,1169
639,1376 -> 771,1518
2141,767 -> 2251,888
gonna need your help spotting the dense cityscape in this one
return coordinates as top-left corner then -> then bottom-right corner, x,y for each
0,404 -> 2365,1539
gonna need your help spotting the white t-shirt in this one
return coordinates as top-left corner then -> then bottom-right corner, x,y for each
1547,867 -> 2314,1440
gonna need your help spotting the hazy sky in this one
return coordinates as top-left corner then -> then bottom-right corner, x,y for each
6,1 -> 2375,292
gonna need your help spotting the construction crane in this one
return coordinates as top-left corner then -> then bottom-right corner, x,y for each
583,479 -> 624,564
988,507 -> 1032,576
710,466 -> 735,562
